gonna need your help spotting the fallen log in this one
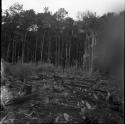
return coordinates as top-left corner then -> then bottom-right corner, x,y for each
63,83 -> 107,94
5,93 -> 38,106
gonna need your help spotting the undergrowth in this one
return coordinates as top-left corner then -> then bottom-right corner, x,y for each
3,61 -> 99,81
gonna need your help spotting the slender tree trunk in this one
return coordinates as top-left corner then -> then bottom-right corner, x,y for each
76,43 -> 78,68
6,42 -> 11,61
90,33 -> 95,73
47,32 -> 51,63
55,36 -> 58,66
28,38 -> 32,62
60,37 -> 63,66
66,42 -> 68,68
41,31 -> 46,62
12,40 -> 17,64
69,40 -> 71,66
14,41 -> 17,63
35,38 -> 38,64
22,31 -> 28,64
17,46 -> 20,62
12,40 -> 15,64
12,41 -> 17,64
22,40 -> 24,63
4,32 -> 7,60
26,42 -> 28,62
58,36 -> 60,66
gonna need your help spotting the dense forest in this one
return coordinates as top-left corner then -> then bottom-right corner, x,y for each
2,3 -> 124,72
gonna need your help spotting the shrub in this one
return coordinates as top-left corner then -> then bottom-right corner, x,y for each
9,63 -> 36,81
36,63 -> 55,73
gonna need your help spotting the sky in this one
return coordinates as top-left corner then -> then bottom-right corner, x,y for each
2,0 -> 125,19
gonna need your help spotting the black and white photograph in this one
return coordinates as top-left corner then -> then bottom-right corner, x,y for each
1,0 -> 124,123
